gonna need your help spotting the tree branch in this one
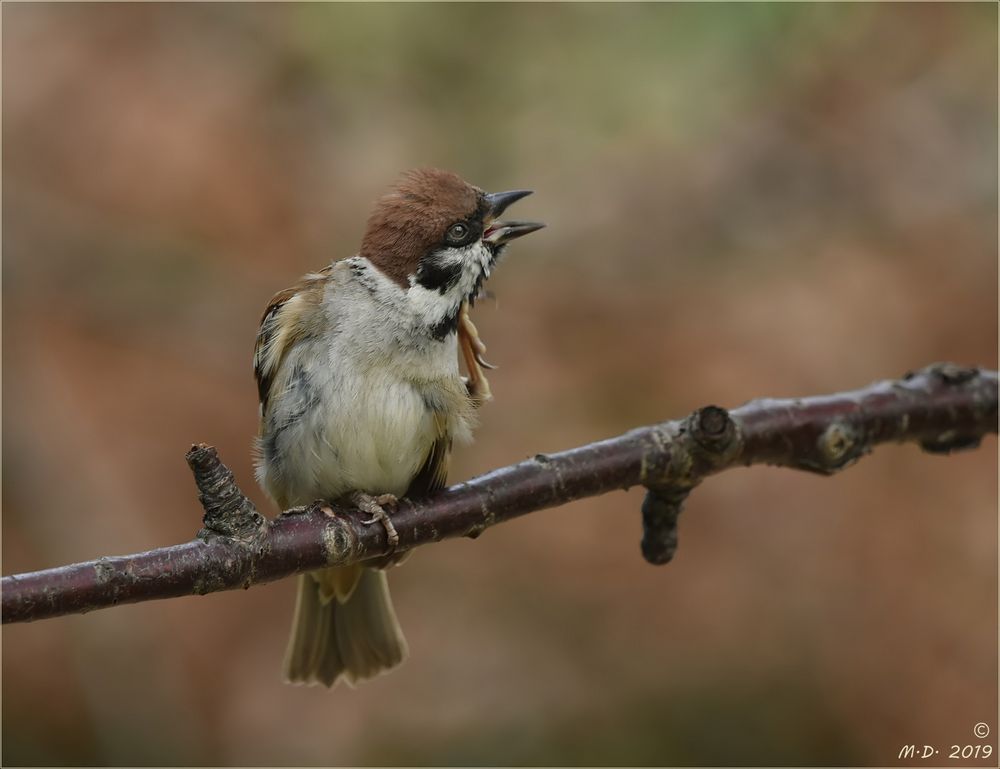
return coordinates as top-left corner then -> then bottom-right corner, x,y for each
3,363 -> 996,625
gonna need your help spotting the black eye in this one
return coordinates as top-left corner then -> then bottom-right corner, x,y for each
446,221 -> 472,246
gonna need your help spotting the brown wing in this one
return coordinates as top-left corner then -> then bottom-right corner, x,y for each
405,436 -> 451,499
253,286 -> 297,412
253,267 -> 331,417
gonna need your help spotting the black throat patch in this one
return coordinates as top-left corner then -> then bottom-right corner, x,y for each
427,305 -> 461,341
415,255 -> 463,294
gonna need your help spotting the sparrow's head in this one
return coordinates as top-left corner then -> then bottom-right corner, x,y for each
360,169 -> 543,319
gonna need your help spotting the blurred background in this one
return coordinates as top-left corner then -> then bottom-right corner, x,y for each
2,3 -> 997,766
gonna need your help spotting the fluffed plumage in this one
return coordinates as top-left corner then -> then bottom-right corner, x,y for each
253,169 -> 542,687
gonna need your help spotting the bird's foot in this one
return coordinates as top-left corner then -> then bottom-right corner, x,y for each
458,302 -> 494,405
349,491 -> 400,549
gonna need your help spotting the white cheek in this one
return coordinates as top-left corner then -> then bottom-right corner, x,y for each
465,241 -> 493,278
405,242 -> 492,325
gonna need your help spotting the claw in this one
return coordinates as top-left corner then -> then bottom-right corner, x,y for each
466,327 -> 488,355
458,301 -> 494,405
349,491 -> 399,549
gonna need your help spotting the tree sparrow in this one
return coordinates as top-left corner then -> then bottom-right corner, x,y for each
253,168 -> 543,687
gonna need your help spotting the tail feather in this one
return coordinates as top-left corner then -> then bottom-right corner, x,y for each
283,567 -> 407,687
335,570 -> 408,677
283,574 -> 330,683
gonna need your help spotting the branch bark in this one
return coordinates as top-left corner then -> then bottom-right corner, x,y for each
3,363 -> 996,625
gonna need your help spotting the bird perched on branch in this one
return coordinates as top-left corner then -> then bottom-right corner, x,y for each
253,169 -> 543,686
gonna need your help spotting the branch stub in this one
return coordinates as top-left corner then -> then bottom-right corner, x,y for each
691,405 -> 735,452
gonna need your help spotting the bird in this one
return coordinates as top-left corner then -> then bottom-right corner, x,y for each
253,168 -> 543,687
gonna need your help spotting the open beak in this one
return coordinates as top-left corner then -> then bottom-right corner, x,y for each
483,189 -> 545,245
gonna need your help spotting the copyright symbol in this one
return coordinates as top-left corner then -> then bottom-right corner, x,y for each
973,723 -> 990,739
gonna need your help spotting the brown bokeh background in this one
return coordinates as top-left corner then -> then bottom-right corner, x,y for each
2,4 -> 997,766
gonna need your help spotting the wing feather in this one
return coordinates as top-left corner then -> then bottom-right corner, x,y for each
406,436 -> 451,499
253,267 -> 331,416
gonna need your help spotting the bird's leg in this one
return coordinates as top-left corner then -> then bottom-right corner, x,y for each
348,491 -> 400,549
458,302 -> 494,406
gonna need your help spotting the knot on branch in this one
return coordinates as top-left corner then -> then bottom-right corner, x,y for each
642,406 -> 741,486
911,362 -> 979,386
277,503 -> 365,567
690,405 -> 736,452
814,420 -> 868,473
321,513 -> 359,565
640,406 -> 741,566
908,363 -> 997,454
186,444 -> 266,544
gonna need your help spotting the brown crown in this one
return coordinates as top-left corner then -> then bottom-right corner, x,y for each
360,168 -> 483,288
